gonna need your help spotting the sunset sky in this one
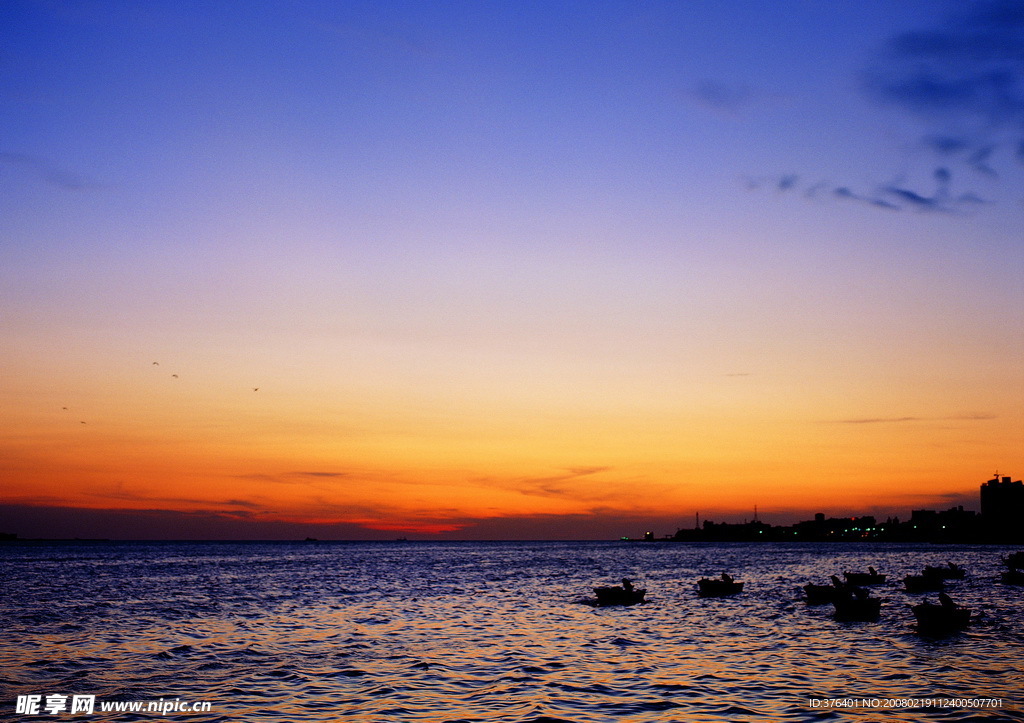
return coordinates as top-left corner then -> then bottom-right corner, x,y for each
2,0 -> 1022,539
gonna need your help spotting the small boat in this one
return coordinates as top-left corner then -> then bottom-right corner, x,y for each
803,575 -> 846,604
922,562 -> 965,579
904,574 -> 945,593
1001,568 -> 1024,585
843,567 -> 886,586
912,594 -> 970,635
833,591 -> 882,622
698,574 -> 744,597
1002,551 -> 1024,569
593,578 -> 646,606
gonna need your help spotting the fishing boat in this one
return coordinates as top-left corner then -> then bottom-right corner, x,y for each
697,574 -> 744,597
922,563 -> 965,579
803,575 -> 846,604
843,567 -> 886,585
833,592 -> 882,622
1002,551 -> 1024,569
912,594 -> 970,635
1001,568 -> 1024,585
593,579 -> 646,606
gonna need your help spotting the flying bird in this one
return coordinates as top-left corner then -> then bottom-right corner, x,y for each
172,374 -> 178,378
253,387 -> 259,392
152,361 -> 159,365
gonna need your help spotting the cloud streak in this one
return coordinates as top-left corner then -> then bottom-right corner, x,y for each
480,466 -> 616,502
860,0 -> 1024,204
831,413 -> 996,425
0,151 -> 100,191
688,81 -> 756,117
752,166 -> 990,214
234,470 -> 351,485
866,1 -> 1024,131
751,1 -> 1024,212
86,485 -> 265,510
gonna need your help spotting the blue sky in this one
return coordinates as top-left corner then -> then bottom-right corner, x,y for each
1,0 -> 1022,539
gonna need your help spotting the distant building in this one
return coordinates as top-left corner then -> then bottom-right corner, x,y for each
790,514 -> 879,541
981,474 -> 1024,541
899,506 -> 977,541
652,472 -> 1009,543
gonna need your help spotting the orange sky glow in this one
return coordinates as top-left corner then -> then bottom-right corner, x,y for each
1,2 -> 1021,539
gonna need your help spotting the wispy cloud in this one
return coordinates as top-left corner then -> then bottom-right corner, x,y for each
687,80 -> 790,119
235,470 -> 350,484
833,186 -> 902,211
0,151 -> 100,191
754,166 -> 988,213
508,466 -> 614,500
688,81 -> 755,117
859,0 -> 1024,206
865,1 -> 1024,130
831,413 -> 996,424
86,484 -> 264,510
752,1 -> 1024,212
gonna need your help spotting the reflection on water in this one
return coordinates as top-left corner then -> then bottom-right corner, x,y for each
2,541 -> 1022,721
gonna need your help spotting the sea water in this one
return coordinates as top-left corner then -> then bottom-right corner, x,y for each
2,540 -> 1022,722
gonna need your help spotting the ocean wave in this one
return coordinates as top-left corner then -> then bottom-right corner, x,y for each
3,541 -> 1024,722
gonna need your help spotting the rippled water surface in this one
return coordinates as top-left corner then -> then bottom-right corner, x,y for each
2,541 -> 1023,722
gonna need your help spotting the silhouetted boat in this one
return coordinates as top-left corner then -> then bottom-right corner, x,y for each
904,574 -> 945,593
843,567 -> 886,585
1002,551 -> 1024,569
912,595 -> 970,635
1001,568 -> 1024,585
803,575 -> 846,604
923,562 -> 965,579
833,592 -> 882,621
593,579 -> 646,606
698,574 -> 743,597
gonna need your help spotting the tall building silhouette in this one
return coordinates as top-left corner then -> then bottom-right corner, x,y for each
980,473 -> 1024,541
